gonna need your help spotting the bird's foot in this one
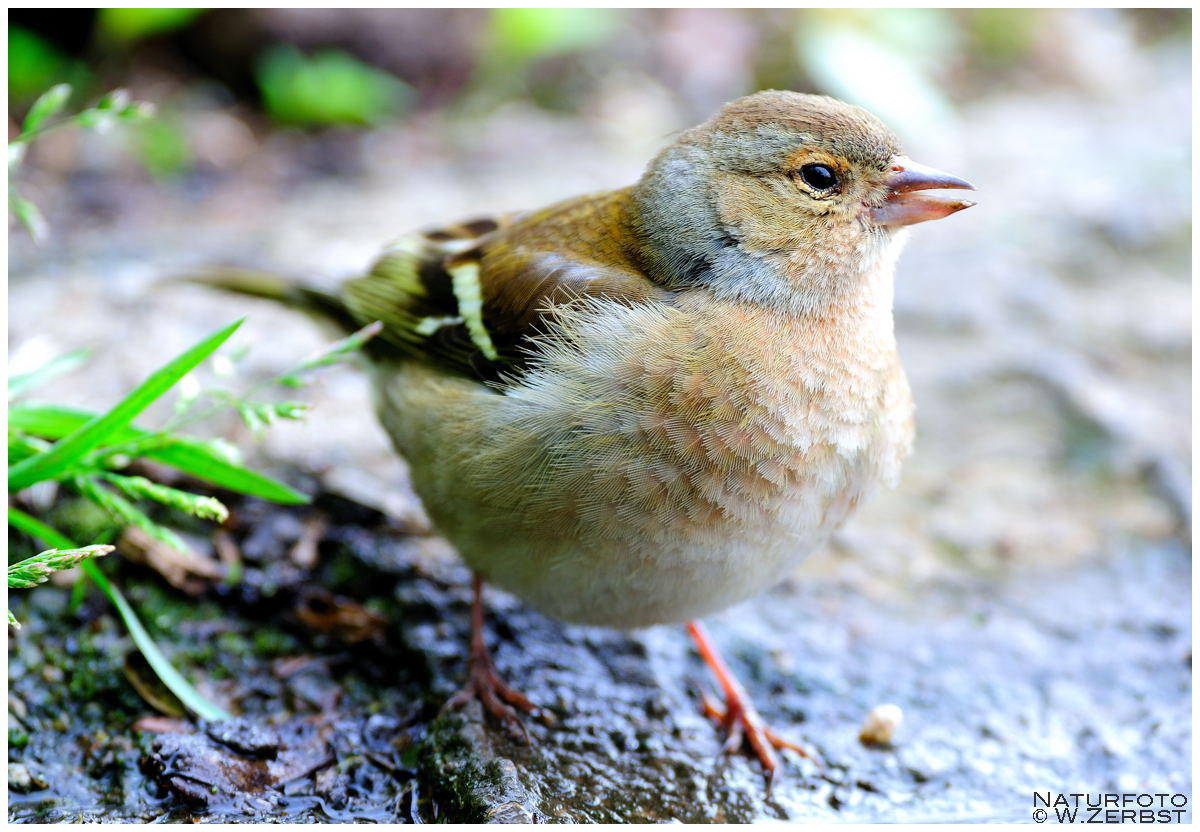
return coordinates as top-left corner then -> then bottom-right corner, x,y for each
444,647 -> 553,741
688,620 -> 818,784
443,573 -> 555,741
698,684 -> 815,780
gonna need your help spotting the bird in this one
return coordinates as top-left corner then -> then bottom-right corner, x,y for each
197,90 -> 975,781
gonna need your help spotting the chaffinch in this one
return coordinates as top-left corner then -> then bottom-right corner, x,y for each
205,90 -> 974,779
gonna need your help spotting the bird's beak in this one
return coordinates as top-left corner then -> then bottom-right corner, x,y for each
870,156 -> 976,228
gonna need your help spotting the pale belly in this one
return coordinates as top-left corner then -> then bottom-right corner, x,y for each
374,293 -> 914,630
376,374 -> 897,628
436,478 -> 868,628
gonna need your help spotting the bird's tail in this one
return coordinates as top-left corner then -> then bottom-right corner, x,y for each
179,267 -> 360,335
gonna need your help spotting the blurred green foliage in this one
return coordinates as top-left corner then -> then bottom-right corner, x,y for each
133,116 -> 192,178
256,46 -> 412,127
5,8 -> 1191,147
795,9 -> 957,142
9,85 -> 156,241
966,8 -> 1045,64
488,8 -> 621,61
8,27 -> 89,104
467,8 -> 626,113
96,8 -> 206,44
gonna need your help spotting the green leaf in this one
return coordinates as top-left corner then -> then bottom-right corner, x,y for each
8,347 -> 91,400
490,8 -> 622,61
9,191 -> 48,243
21,82 -> 71,134
8,506 -> 74,549
8,319 -> 244,492
97,8 -> 206,43
8,28 -> 74,103
156,442 -> 307,503
8,402 -> 127,437
257,46 -> 411,127
8,431 -> 51,465
8,403 -> 309,504
94,88 -> 130,112
6,506 -> 230,721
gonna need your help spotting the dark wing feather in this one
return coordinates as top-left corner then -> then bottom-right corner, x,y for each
339,190 -> 672,382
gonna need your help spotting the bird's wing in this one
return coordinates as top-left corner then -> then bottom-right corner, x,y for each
339,190 -> 672,382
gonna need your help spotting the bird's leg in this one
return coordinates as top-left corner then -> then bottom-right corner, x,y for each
443,573 -> 553,740
688,620 -> 816,781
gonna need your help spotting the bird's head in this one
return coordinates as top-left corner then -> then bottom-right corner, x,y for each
630,90 -> 974,313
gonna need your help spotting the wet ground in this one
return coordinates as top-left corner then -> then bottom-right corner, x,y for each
410,536 -> 1192,823
8,13 -> 1191,822
7,485 -> 1192,823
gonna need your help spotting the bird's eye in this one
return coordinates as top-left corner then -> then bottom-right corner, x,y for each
799,163 -> 838,192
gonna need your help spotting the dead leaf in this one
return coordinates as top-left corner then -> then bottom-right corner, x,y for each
119,526 -> 224,595
293,588 -> 386,644
133,716 -> 191,734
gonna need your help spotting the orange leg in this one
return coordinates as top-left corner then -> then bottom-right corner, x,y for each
443,574 -> 554,740
688,620 -> 817,783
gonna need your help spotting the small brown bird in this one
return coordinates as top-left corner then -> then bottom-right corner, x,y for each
203,90 -> 974,779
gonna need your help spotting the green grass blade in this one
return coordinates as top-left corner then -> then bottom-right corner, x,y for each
8,506 -> 76,549
7,506 -> 231,721
6,402 -> 91,436
7,348 -> 91,400
152,443 -> 309,504
8,319 -> 244,492
8,431 -> 51,465
9,402 -> 309,504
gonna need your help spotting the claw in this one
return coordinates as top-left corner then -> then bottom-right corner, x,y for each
698,683 -> 724,722
688,620 -> 820,780
442,574 -> 554,740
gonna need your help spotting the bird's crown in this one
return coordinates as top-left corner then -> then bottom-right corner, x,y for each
699,90 -> 900,173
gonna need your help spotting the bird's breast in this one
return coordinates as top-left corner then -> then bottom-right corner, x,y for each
378,285 -> 914,627
623,291 -> 915,539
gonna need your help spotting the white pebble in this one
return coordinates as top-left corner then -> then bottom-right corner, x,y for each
859,703 -> 904,745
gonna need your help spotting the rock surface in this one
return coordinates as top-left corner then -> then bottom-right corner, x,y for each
8,494 -> 1191,822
